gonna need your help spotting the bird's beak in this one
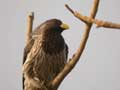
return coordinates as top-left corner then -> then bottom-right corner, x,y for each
60,23 -> 69,30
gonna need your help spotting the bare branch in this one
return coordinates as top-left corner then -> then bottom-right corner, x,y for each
26,12 -> 34,45
51,0 -> 100,89
65,4 -> 74,15
65,4 -> 120,29
65,4 -> 88,24
95,19 -> 120,29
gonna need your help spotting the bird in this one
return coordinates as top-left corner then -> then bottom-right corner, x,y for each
22,19 -> 69,90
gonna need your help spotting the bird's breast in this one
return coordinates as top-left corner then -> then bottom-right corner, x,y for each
41,34 -> 65,55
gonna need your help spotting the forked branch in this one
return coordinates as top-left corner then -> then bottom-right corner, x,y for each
25,0 -> 119,90
51,0 -> 100,89
65,4 -> 120,29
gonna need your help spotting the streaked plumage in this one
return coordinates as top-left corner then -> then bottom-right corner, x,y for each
22,19 -> 69,90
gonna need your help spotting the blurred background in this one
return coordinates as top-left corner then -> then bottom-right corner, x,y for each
0,0 -> 120,90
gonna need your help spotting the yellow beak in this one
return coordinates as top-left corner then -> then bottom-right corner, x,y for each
60,23 -> 69,30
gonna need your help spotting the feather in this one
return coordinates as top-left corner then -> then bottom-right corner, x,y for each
22,19 -> 69,90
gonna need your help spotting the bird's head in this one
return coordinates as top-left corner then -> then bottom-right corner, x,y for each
38,19 -> 69,34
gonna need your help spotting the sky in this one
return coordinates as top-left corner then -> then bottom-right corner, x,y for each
0,0 -> 120,90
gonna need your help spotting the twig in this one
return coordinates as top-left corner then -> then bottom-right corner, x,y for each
26,12 -> 34,45
95,19 -> 120,29
65,4 -> 120,29
65,4 -> 88,24
51,0 -> 100,89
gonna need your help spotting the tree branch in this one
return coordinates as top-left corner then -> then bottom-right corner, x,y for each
51,0 -> 100,89
65,4 -> 120,29
25,0 -> 119,90
26,12 -> 34,45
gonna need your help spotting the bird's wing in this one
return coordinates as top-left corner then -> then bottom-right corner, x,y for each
22,39 -> 34,90
65,43 -> 69,60
23,39 -> 34,64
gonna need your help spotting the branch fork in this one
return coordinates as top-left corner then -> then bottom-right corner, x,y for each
25,0 -> 120,90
